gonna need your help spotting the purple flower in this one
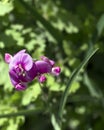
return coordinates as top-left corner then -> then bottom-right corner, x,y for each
5,50 -> 61,90
40,56 -> 61,76
41,56 -> 55,67
5,53 -> 13,64
52,67 -> 61,76
38,75 -> 47,83
5,50 -> 37,90
35,60 -> 52,74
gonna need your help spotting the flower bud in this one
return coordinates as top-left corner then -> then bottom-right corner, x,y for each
52,67 -> 61,76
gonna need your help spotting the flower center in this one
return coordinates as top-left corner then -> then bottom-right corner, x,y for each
15,64 -> 26,76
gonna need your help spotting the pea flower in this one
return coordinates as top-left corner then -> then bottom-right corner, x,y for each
38,75 -> 47,83
5,50 -> 37,90
5,50 -> 61,90
40,56 -> 61,76
36,56 -> 61,81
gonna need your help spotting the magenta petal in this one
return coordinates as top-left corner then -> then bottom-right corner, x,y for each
9,53 -> 21,70
41,56 -> 55,66
21,54 -> 33,71
9,69 -> 19,86
15,83 -> 27,90
52,67 -> 61,76
26,63 -> 38,81
41,56 -> 50,63
5,53 -> 12,64
38,75 -> 46,83
35,60 -> 52,74
49,60 -> 55,67
9,53 -> 33,71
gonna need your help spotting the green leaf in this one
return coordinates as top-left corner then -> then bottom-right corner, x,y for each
58,47 -> 99,119
97,14 -> 104,37
51,114 -> 61,130
47,76 -> 64,92
69,81 -> 80,94
0,1 -> 13,16
83,72 -> 103,98
22,83 -> 41,106
7,116 -> 24,130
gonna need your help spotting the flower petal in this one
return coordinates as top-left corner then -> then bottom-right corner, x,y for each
9,69 -> 19,86
35,60 -> 52,74
26,63 -> 38,81
38,75 -> 46,83
49,60 -> 55,67
21,54 -> 33,71
9,69 -> 27,90
15,83 -> 27,90
9,53 -> 33,71
41,56 -> 50,63
41,56 -> 55,66
52,67 -> 61,76
5,53 -> 12,64
9,53 -> 22,70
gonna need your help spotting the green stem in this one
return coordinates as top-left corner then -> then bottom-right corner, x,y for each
58,47 -> 99,121
0,108 -> 42,118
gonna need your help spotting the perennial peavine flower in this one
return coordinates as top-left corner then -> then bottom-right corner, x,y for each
5,50 -> 37,90
42,56 -> 61,76
35,56 -> 61,82
5,50 -> 61,90
52,67 -> 61,76
38,75 -> 47,83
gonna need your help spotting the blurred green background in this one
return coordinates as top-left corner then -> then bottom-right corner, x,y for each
0,0 -> 104,130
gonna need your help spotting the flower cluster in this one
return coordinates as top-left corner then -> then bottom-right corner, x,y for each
5,50 -> 61,90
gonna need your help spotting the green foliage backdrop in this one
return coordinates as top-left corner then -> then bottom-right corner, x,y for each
0,0 -> 104,130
